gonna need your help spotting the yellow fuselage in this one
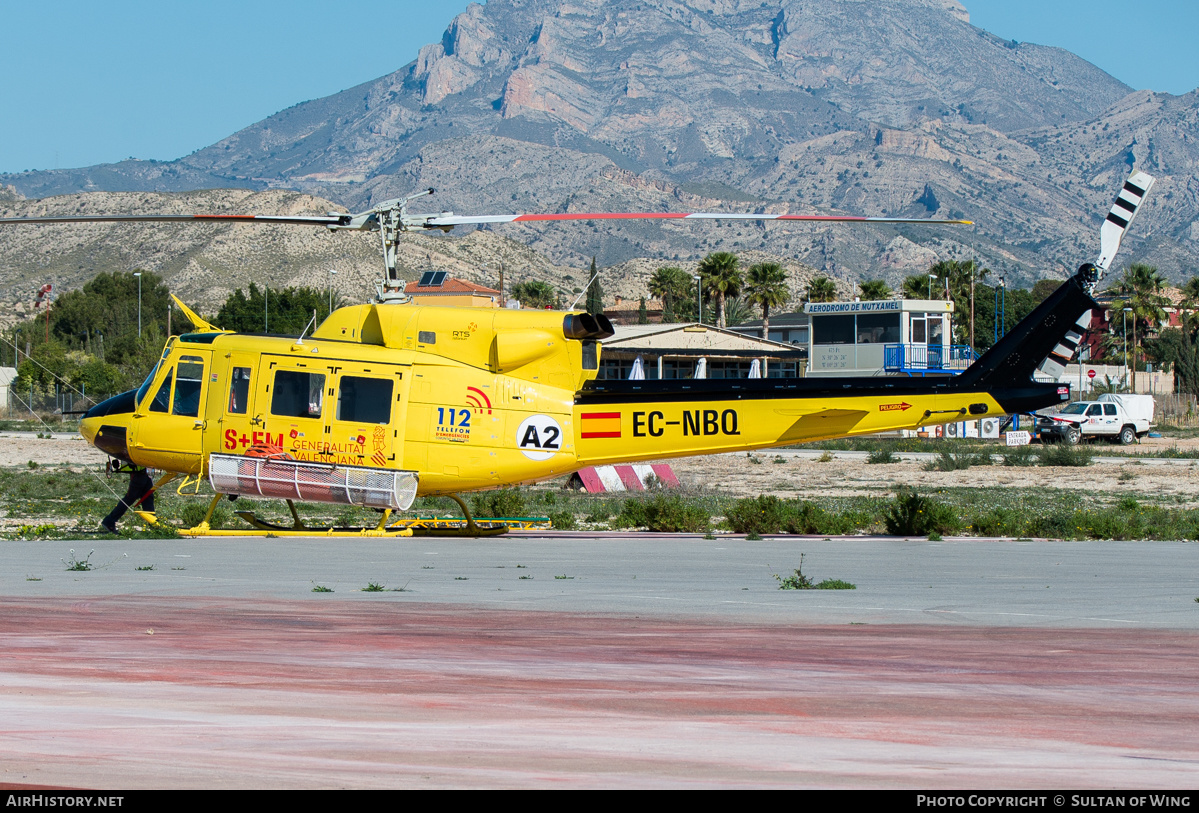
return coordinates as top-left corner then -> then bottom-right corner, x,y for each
79,301 -> 1003,495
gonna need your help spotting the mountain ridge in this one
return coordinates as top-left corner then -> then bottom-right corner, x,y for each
2,0 -> 1195,310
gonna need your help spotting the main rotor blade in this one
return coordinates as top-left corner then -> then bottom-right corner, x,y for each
0,213 -> 350,227
0,210 -> 972,232
422,212 -> 973,226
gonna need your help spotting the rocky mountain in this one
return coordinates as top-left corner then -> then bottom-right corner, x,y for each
2,0 -> 1197,310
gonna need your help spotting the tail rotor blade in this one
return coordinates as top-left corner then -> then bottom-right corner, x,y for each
1097,170 -> 1154,271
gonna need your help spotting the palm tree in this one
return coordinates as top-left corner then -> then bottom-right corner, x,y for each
697,252 -> 741,328
927,260 -> 987,346
858,279 -> 892,301
901,273 -> 934,300
1182,276 -> 1199,307
1112,263 -> 1169,391
744,262 -> 790,337
803,276 -> 838,304
649,266 -> 692,323
723,296 -> 755,327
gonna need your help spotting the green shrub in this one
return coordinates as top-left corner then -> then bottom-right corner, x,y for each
867,449 -> 897,464
813,579 -> 856,590
179,501 -> 228,529
726,495 -> 791,535
1002,445 -> 1037,466
968,450 -> 994,466
924,450 -> 992,471
1039,444 -> 1093,467
472,487 -> 526,517
785,501 -> 860,535
924,451 -> 970,471
613,494 -> 709,533
884,489 -> 962,536
584,507 -> 612,524
970,506 -> 1025,537
1025,510 -> 1080,539
548,510 -> 577,530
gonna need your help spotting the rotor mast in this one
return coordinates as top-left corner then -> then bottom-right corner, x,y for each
334,187 -> 450,303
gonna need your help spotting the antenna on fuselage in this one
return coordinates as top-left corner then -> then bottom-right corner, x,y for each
296,309 -> 318,344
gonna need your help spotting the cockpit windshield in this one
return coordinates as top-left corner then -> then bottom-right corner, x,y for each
135,361 -> 162,407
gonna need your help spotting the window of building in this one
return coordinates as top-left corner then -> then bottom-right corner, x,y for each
856,314 -> 901,344
813,315 -> 855,345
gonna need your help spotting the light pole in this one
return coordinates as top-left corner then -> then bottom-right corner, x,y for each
693,274 -> 702,325
1122,307 -> 1132,387
928,273 -> 937,299
327,268 -> 337,315
133,272 -> 142,337
993,277 -> 1006,343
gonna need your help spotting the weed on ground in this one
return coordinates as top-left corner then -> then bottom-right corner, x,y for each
773,554 -> 856,590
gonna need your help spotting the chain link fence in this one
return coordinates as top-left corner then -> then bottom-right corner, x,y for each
1,387 -> 113,422
1154,393 -> 1199,427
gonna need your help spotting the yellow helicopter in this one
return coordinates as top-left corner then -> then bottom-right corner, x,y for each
0,173 -> 1154,536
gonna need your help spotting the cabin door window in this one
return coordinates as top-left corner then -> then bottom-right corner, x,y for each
227,367 -> 252,415
328,367 -> 403,468
258,360 -> 328,461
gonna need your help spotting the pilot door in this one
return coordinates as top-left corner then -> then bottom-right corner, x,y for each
130,348 -> 212,473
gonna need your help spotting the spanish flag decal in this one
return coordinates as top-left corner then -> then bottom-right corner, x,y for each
580,411 -> 621,439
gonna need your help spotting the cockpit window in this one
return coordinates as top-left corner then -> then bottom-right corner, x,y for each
149,370 -> 173,414
172,357 -> 204,417
135,361 -> 162,408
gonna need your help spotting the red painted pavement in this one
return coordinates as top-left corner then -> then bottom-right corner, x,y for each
1,597 -> 1197,788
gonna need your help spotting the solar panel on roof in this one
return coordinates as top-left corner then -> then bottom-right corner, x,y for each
416,270 -> 448,287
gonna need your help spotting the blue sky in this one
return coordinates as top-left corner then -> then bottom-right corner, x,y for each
0,0 -> 1195,175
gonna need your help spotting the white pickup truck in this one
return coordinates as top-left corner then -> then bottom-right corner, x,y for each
1036,394 -> 1153,445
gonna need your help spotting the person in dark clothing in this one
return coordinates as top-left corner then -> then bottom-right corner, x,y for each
101,460 -> 155,533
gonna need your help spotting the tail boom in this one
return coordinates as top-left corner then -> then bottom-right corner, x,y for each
574,266 -> 1100,465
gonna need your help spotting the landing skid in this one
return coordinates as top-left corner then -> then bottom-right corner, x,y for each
176,494 -> 527,538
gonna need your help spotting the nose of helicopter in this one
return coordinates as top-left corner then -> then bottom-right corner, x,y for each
80,390 -> 138,460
